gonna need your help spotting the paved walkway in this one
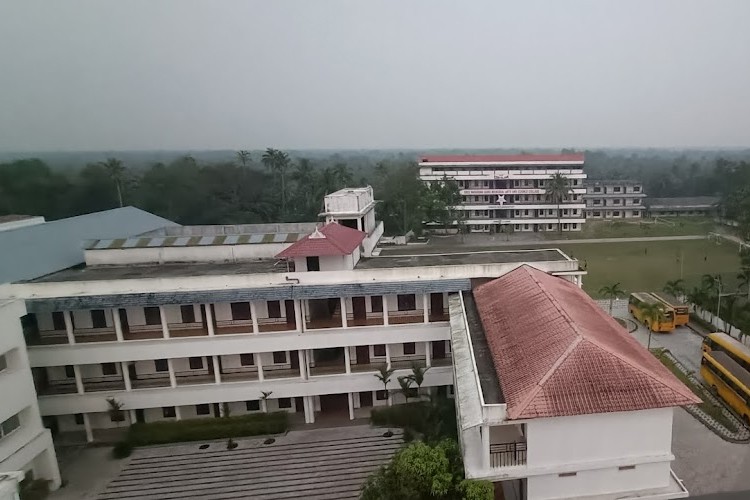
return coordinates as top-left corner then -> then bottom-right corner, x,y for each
49,446 -> 130,500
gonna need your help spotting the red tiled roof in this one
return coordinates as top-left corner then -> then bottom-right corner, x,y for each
473,266 -> 700,420
275,222 -> 366,258
419,154 -> 585,164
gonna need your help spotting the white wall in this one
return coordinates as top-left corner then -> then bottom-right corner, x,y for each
84,243 -> 294,266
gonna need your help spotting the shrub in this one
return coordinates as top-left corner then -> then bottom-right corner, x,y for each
112,441 -> 133,459
370,398 -> 457,442
127,411 -> 288,446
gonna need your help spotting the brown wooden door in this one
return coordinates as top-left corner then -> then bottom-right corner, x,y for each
356,345 -> 370,365
432,341 -> 446,359
290,350 -> 299,370
359,391 -> 373,407
207,357 -> 215,375
430,293 -> 444,318
285,300 -> 296,327
352,297 -> 366,323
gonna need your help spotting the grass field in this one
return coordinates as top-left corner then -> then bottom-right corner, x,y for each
544,217 -> 715,240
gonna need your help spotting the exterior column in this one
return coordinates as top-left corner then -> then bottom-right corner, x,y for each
382,296 -> 389,326
425,342 -> 432,368
344,347 -> 351,374
481,425 -> 491,471
307,396 -> 316,423
167,359 -> 177,388
204,304 -> 215,336
295,300 -> 304,333
250,301 -> 259,334
578,275 -> 584,288
112,309 -> 124,342
212,355 -> 221,384
129,410 -> 137,425
260,398 -> 268,413
159,306 -> 170,339
122,362 -> 131,391
303,397 -> 312,424
356,218 -> 362,231
218,403 -> 226,417
423,294 -> 429,323
385,344 -> 391,370
64,311 -> 75,344
298,350 -> 307,380
257,355 -> 264,382
73,365 -> 84,394
83,413 -> 93,443
348,392 -> 355,420
340,297 -> 348,328
174,406 -> 182,421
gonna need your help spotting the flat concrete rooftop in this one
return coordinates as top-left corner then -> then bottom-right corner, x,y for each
358,248 -> 567,269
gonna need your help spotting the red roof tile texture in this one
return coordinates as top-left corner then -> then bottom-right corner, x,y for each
419,154 -> 585,164
275,222 -> 366,258
473,266 -> 700,420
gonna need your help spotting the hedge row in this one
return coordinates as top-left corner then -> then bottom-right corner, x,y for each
126,411 -> 289,446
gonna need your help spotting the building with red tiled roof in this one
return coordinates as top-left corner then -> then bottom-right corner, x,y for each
275,222 -> 367,271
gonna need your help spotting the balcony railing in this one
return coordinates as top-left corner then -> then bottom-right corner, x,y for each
490,441 -> 527,468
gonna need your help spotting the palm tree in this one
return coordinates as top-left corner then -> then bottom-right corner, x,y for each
663,279 -> 685,299
397,376 -> 414,403
374,365 -> 395,406
259,390 -> 273,413
598,282 -> 625,315
98,158 -> 125,207
236,150 -> 251,167
408,363 -> 429,399
641,303 -> 666,349
262,148 -> 291,217
737,269 -> 750,301
544,173 -> 572,233
106,397 -> 126,426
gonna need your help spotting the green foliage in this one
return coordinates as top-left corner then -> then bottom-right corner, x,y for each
126,412 -> 288,446
598,282 -> 625,314
545,173 -> 572,233
112,440 -> 133,459
106,397 -> 125,425
421,177 -> 462,229
397,376 -> 414,402
360,440 -> 492,500
370,398 -> 457,442
662,279 -> 685,297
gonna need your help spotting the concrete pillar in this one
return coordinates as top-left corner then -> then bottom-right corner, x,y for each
356,218 -> 362,231
174,406 -> 182,421
63,311 -> 75,345
425,342 -> 432,368
382,296 -> 389,326
41,448 -> 62,490
578,275 -> 584,288
298,350 -> 307,380
260,398 -> 268,413
122,362 -> 131,391
167,359 -> 177,388
212,355 -> 221,384
481,425 -> 491,470
73,365 -> 84,394
340,297 -> 348,328
250,301 -> 259,334
159,306 -> 170,339
129,409 -> 137,424
348,392 -> 355,420
423,294 -> 429,323
112,309 -> 124,342
218,403 -> 226,417
257,355 -> 264,382
83,413 -> 93,443
385,344 -> 391,370
306,396 -> 316,424
295,300 -> 304,333
205,304 -> 215,336
344,347 -> 351,374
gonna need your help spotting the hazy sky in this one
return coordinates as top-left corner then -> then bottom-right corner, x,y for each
2,0 -> 750,151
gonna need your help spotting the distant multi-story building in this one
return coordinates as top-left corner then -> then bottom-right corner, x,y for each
646,197 -> 720,218
418,154 -> 587,233
584,180 -> 646,219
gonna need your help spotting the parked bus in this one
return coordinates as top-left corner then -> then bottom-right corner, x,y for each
628,292 -> 676,332
650,292 -> 690,326
700,351 -> 750,424
702,332 -> 750,373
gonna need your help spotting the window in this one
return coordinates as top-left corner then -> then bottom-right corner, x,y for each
180,305 -> 195,323
613,211 -> 620,217
397,294 -> 416,311
267,301 -> 282,319
144,307 -> 161,326
633,199 -> 641,205
523,210 -> 529,216
272,351 -> 286,364
634,186 -> 641,192
246,400 -> 260,411
0,354 -> 6,373
230,302 -> 251,320
547,224 -> 554,230
1,414 -> 20,438
306,256 -> 320,272
196,404 -> 210,415
593,187 -> 601,193
613,199 -> 621,205
52,312 -> 66,331
373,345 -> 386,357
371,296 -> 383,313
65,365 -> 75,378
162,407 -> 176,418
278,398 -> 292,409
403,342 -> 416,355
376,390 -> 388,400
240,353 -> 254,366
189,357 -> 204,370
91,309 -> 107,328
154,359 -> 169,372
74,413 -> 84,425
593,199 -> 601,205
101,363 -> 117,376
614,186 -> 621,192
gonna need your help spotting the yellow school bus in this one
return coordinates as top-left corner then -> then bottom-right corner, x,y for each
700,350 -> 750,425
628,292 -> 676,332
702,332 -> 750,373
650,292 -> 690,326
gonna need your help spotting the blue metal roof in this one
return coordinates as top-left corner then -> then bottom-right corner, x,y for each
25,279 -> 472,312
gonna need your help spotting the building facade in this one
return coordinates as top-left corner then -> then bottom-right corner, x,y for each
584,180 -> 646,219
646,197 -> 719,217
418,154 -> 587,233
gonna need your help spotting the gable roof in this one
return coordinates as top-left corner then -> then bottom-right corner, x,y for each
473,265 -> 700,420
275,222 -> 366,258
419,153 -> 584,164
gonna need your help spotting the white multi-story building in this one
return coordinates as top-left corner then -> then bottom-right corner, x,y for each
418,154 -> 587,233
584,180 -> 646,219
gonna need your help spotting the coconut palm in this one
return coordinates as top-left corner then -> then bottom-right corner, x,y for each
737,269 -> 750,301
408,363 -> 429,398
544,173 -> 572,233
397,376 -> 414,403
98,158 -> 125,207
262,148 -> 291,217
641,303 -> 666,349
663,279 -> 685,299
259,390 -> 273,413
598,282 -> 625,315
106,397 -> 125,426
374,365 -> 395,406
236,150 -> 251,167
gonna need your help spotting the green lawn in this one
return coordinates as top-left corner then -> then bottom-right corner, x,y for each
544,217 -> 715,240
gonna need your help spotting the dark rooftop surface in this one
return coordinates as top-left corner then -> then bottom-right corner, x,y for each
25,259 -> 287,283
358,249 -> 566,268
648,196 -> 720,207
462,291 -> 504,405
